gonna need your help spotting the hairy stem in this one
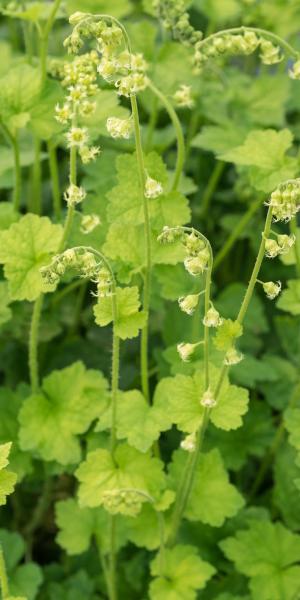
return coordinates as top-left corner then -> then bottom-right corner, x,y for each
29,294 -> 44,393
168,240 -> 213,545
201,161 -> 225,219
289,217 -> 300,277
39,0 -> 62,87
0,547 -> 9,599
149,81 -> 185,191
0,122 -> 22,211
130,94 -> 151,403
48,141 -> 61,220
31,136 -> 42,214
213,196 -> 262,271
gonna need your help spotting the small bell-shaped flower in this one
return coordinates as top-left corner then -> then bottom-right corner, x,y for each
200,387 -> 217,408
180,432 -> 196,452
178,293 -> 200,315
224,346 -> 244,366
144,176 -> 163,199
262,280 -> 282,300
177,342 -> 199,362
203,304 -> 223,327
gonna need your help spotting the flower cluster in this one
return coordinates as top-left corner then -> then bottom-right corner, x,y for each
101,489 -> 144,516
183,232 -> 211,276
266,180 -> 300,222
264,234 -> 295,258
153,0 -> 202,46
194,31 -> 283,72
40,248 -> 100,285
40,249 -> 113,298
106,117 -> 132,139
55,51 -> 101,164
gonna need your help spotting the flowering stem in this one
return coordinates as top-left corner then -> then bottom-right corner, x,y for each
211,204 -> 274,404
48,141 -> 61,220
0,122 -> 21,211
31,136 -> 42,215
29,294 -> 44,393
213,196 -> 262,271
130,94 -> 151,403
200,26 -> 299,60
0,546 -> 9,599
148,81 -> 185,191
201,161 -> 225,219
168,239 -> 213,546
108,515 -> 118,600
39,0 -> 62,87
289,218 -> 300,277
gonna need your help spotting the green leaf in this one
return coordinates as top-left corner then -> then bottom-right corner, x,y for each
220,520 -> 300,600
285,405 -> 300,452
65,0 -> 130,18
0,529 -> 42,600
154,364 -> 249,434
2,2 -> 59,23
206,400 -> 275,471
19,362 -> 109,465
93,286 -> 147,340
0,386 -> 32,480
168,448 -> 244,526
0,282 -> 12,326
213,319 -> 243,351
273,443 -> 300,531
149,544 -> 216,600
0,64 -> 41,132
97,389 -> 172,452
0,443 -> 17,505
106,152 -> 190,228
0,214 -> 63,301
29,79 -> 64,140
76,443 -> 167,515
55,498 -> 128,555
277,280 -> 300,316
220,129 -> 297,193
215,283 -> 268,334
192,125 -> 247,155
104,224 -> 185,272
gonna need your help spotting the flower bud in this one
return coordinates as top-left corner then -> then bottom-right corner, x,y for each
262,280 -> 282,300
265,238 -> 281,258
277,234 -> 296,254
64,184 -> 86,207
144,176 -> 163,199
200,387 -> 217,408
203,305 -> 223,327
80,214 -> 101,234
69,11 -> 87,25
177,342 -> 198,362
178,293 -> 200,315
259,39 -> 282,65
289,60 -> 300,80
224,347 -> 244,366
180,432 -> 196,452
79,146 -> 101,164
184,248 -> 210,276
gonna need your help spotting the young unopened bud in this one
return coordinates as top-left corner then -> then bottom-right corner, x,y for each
203,305 -> 223,327
177,342 -> 198,362
224,347 -> 244,366
200,387 -> 217,408
184,231 -> 206,255
157,226 -> 180,244
180,432 -> 196,452
262,280 -> 282,300
62,248 -> 77,265
144,176 -> 163,199
69,11 -> 87,25
178,293 -> 200,315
